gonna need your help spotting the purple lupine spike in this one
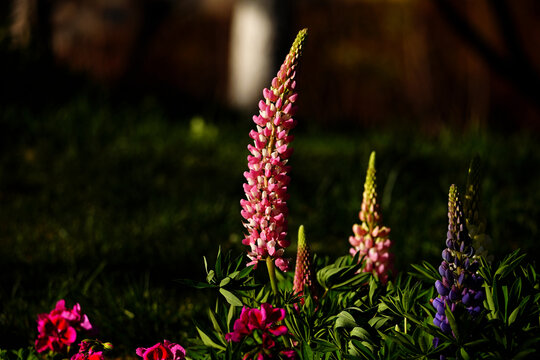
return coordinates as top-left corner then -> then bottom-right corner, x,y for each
432,185 -> 485,341
240,29 -> 307,271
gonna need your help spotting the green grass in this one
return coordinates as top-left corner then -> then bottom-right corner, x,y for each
0,95 -> 538,356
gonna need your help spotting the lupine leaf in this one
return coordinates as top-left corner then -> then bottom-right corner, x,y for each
215,247 -> 223,279
368,317 -> 389,329
501,285 -> 509,321
301,342 -> 314,359
445,305 -> 459,339
508,295 -> 531,325
348,339 -> 376,360
514,349 -> 537,360
409,261 -> 440,283
335,311 -> 358,329
351,327 -> 371,341
312,339 -> 340,354
460,347 -> 470,360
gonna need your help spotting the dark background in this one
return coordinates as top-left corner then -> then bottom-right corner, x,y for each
0,0 -> 539,356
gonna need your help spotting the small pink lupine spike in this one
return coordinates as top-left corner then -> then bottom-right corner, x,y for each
348,151 -> 394,283
241,29 -> 307,271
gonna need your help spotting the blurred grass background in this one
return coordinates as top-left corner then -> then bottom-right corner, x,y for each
1,0 -> 539,357
1,93 -> 538,355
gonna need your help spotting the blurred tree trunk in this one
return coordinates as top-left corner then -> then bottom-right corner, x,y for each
227,0 -> 289,112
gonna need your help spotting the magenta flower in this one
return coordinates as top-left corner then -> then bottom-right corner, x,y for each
35,313 -> 77,353
136,340 -> 186,360
50,300 -> 93,331
35,300 -> 93,353
226,303 -> 294,359
71,340 -> 112,360
240,29 -> 307,272
226,303 -> 287,342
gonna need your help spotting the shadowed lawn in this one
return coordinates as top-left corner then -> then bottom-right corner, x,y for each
1,96 -> 538,355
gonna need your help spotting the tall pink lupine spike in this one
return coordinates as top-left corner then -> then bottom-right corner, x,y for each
241,28 -> 307,272
349,151 -> 394,283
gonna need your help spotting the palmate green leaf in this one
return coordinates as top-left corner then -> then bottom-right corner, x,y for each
409,261 -> 440,283
348,339 -> 376,360
317,254 -> 369,291
368,316 -> 389,330
350,327 -> 371,341
335,310 -> 358,329
494,250 -> 527,279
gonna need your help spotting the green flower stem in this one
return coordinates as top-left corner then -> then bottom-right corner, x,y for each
266,257 -> 278,296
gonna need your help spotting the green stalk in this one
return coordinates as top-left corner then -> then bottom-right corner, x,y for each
266,257 -> 278,296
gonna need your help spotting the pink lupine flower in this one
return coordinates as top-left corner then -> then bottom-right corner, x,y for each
349,152 -> 394,283
240,29 -> 307,272
136,340 -> 186,360
226,303 -> 294,359
35,300 -> 93,353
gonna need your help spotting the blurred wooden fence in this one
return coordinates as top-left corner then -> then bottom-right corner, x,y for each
9,0 -> 540,131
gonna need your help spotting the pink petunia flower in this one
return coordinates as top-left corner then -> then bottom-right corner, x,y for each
50,300 -> 93,331
136,340 -> 186,360
240,29 -> 307,272
35,313 -> 77,353
226,303 -> 294,359
71,339 -> 113,360
35,300 -> 94,354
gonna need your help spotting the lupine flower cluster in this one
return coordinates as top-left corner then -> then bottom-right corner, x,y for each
35,299 -> 93,353
348,151 -> 393,283
463,156 -> 493,262
136,340 -> 186,360
293,225 -> 317,302
432,185 -> 485,334
71,340 -> 112,360
240,29 -> 307,272
225,303 -> 295,359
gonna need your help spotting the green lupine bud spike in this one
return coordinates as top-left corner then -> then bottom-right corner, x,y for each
293,225 -> 317,300
448,184 -> 458,234
462,156 -> 493,262
464,156 -> 481,226
360,151 -> 379,225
